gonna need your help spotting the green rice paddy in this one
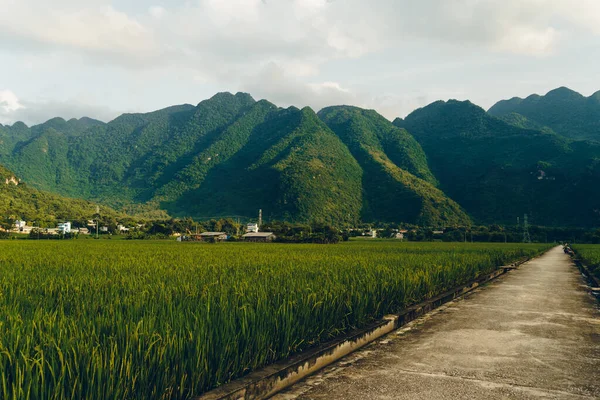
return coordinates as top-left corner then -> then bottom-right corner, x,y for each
572,244 -> 600,281
0,241 -> 551,399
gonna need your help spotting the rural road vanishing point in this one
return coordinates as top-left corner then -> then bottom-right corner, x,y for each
274,246 -> 600,400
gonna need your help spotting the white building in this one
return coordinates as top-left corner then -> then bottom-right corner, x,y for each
242,232 -> 276,242
58,222 -> 71,234
247,223 -> 259,233
14,220 -> 26,230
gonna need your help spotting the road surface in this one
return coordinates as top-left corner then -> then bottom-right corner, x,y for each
274,246 -> 600,400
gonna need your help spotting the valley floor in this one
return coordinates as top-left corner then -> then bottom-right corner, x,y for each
275,246 -> 600,400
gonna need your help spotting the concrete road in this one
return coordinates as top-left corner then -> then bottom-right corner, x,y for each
274,246 -> 600,400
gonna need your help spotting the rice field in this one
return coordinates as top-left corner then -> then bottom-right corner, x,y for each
571,244 -> 600,280
0,241 -> 550,399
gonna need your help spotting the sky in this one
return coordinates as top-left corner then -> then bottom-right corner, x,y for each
0,0 -> 599,126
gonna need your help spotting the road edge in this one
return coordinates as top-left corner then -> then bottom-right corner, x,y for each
573,259 -> 600,288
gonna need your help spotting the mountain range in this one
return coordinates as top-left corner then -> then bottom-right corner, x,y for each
0,87 -> 598,227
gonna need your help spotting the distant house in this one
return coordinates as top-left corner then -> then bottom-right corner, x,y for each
242,232 -> 276,242
394,232 -> 404,240
432,230 -> 444,235
247,223 -> 259,233
100,226 -> 109,233
196,232 -> 228,242
79,227 -> 90,235
117,224 -> 130,233
58,222 -> 71,234
14,220 -> 26,231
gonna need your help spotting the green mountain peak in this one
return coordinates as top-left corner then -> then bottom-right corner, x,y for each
10,121 -> 28,130
402,98 -> 600,226
489,86 -> 599,141
545,86 -> 583,100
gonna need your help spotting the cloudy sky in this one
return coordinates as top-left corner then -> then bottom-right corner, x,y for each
1,0 -> 599,126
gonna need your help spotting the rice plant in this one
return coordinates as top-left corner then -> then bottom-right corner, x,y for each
571,244 -> 600,280
0,241 -> 550,399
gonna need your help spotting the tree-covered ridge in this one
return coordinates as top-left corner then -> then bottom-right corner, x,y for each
0,92 -> 476,226
0,94 -> 248,205
494,113 -> 556,135
319,106 -> 436,184
398,99 -> 600,227
488,87 -> 600,141
0,164 -> 125,228
3,89 -> 600,228
319,106 -> 470,226
172,106 -> 364,225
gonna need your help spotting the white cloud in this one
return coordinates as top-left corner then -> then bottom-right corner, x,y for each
2,0 -> 599,74
381,0 -> 599,56
203,0 -> 262,24
240,63 -> 440,120
148,6 -> 166,19
0,90 -> 118,125
0,3 -> 159,66
241,62 -> 355,110
0,90 -> 24,115
553,0 -> 600,34
309,82 -> 351,94
0,0 -> 599,124
495,26 -> 558,56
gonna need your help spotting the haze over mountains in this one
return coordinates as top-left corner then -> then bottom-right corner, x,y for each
1,87 -> 598,227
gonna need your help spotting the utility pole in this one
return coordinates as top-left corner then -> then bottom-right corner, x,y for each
96,206 -> 100,239
523,214 -> 531,243
258,209 -> 262,228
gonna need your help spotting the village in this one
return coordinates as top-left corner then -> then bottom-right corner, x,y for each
8,209 -> 570,244
6,218 -> 423,243
11,219 -> 130,236
8,219 -> 277,242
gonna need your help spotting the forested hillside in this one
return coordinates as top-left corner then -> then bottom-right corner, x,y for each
395,100 -> 600,227
0,93 -> 469,226
2,88 -> 599,227
0,164 -> 124,227
488,87 -> 600,141
318,106 -> 470,226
